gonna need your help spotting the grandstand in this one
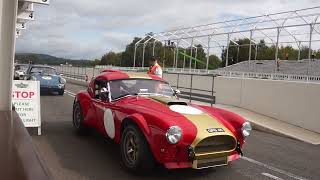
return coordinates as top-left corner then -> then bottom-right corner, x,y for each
217,60 -> 320,76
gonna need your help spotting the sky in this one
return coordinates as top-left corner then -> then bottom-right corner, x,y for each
15,0 -> 320,60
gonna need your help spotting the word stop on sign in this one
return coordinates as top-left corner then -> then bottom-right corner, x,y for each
12,91 -> 35,99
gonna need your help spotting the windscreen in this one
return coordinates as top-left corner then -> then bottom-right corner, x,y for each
31,67 -> 57,75
109,79 -> 174,100
15,65 -> 28,71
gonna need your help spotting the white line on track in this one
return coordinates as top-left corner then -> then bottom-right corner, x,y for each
261,173 -> 284,180
242,157 -> 308,180
62,89 -> 309,180
65,90 -> 75,97
65,90 -> 76,96
65,93 -> 75,98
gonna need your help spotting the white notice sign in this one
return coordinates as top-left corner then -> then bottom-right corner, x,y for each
12,80 -> 41,135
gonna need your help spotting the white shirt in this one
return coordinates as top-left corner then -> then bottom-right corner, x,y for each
154,66 -> 163,78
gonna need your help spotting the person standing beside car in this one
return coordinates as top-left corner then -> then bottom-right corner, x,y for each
277,58 -> 281,72
311,51 -> 316,61
147,57 -> 162,78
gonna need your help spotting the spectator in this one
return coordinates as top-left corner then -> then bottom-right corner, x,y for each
277,58 -> 281,72
311,51 -> 316,61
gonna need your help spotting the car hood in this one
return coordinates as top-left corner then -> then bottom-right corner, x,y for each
33,74 -> 60,85
127,95 -> 236,147
128,96 -> 188,117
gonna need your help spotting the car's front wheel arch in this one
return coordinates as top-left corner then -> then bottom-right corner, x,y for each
120,114 -> 151,139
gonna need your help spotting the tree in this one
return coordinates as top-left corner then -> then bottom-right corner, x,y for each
299,46 -> 312,60
209,54 -> 222,69
105,36 -> 320,69
122,37 -> 142,67
100,51 -> 121,66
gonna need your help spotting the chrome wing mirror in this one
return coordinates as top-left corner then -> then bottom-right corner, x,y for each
173,89 -> 181,96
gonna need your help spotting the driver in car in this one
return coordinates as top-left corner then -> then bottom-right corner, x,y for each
95,84 -> 101,99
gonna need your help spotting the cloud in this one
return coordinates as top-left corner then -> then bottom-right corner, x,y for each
15,0 -> 320,59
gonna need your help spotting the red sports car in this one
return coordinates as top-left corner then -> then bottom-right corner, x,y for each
73,69 -> 252,171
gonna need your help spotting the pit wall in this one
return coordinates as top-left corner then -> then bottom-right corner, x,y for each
214,77 -> 320,133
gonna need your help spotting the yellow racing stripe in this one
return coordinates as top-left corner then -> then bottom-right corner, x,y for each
127,72 -> 151,79
183,113 -> 235,147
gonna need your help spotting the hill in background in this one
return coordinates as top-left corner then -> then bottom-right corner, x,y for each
15,53 -> 95,66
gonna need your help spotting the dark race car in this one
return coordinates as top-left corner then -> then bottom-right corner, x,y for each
25,65 -> 66,95
73,69 -> 252,171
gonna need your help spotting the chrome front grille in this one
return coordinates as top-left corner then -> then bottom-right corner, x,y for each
194,135 -> 236,154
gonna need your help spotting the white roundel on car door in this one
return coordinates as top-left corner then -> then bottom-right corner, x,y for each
103,108 -> 115,139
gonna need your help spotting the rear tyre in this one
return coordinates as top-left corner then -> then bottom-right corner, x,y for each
120,124 -> 155,172
73,102 -> 89,135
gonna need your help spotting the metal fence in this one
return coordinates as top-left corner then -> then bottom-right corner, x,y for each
213,70 -> 320,83
55,65 -> 320,106
55,66 -> 216,105
163,72 -> 216,105
56,65 -> 320,83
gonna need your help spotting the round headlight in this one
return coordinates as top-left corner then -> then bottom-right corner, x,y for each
241,122 -> 252,138
60,77 -> 66,84
166,126 -> 182,144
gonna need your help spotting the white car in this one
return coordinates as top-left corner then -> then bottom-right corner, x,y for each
14,64 -> 28,80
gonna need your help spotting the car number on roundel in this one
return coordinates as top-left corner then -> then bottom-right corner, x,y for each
42,76 -> 52,80
207,128 -> 224,133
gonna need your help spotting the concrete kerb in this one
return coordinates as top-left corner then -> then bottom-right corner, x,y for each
250,119 -> 320,145
249,121 -> 300,142
64,77 -> 304,143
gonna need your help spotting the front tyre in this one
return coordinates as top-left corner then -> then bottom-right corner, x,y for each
73,101 -> 89,135
120,124 -> 154,171
58,89 -> 64,95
